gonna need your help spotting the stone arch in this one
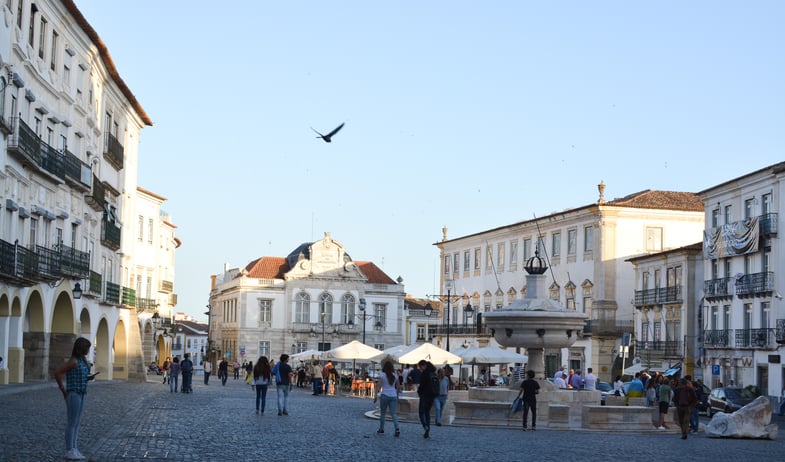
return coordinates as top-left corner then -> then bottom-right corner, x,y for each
48,291 -> 78,380
0,293 -> 9,317
113,319 -> 129,380
79,307 -> 91,336
23,290 -> 46,381
94,317 -> 111,379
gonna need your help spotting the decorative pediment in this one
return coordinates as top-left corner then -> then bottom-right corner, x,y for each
284,232 -> 366,281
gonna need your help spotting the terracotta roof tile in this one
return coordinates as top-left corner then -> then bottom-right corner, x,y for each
356,261 -> 397,284
244,257 -> 289,279
606,190 -> 704,212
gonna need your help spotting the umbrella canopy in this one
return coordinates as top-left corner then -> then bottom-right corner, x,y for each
290,349 -> 322,361
370,344 -> 418,362
623,363 -> 644,375
397,343 -> 463,366
455,345 -> 528,365
322,340 -> 383,361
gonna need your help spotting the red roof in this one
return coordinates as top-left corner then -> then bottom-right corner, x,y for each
242,257 -> 396,284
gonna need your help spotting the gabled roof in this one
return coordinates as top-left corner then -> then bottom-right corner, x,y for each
174,320 -> 207,335
242,257 -> 396,284
605,190 -> 704,212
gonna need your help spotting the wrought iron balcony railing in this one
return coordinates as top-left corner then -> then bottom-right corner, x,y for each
62,148 -> 92,191
635,340 -> 683,358
584,319 -> 634,336
87,270 -> 103,296
103,132 -> 124,170
105,281 -> 120,304
0,239 -> 38,283
101,218 -> 121,250
759,213 -> 778,236
121,287 -> 136,307
7,118 -> 66,182
735,271 -> 774,297
703,329 -> 730,347
735,328 -> 775,349
57,244 -> 90,279
85,174 -> 105,211
159,280 -> 173,293
777,319 -> 785,344
704,277 -> 733,299
136,297 -> 158,312
634,286 -> 683,305
433,324 -> 492,336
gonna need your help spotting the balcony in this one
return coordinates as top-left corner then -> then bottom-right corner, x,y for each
159,280 -> 173,293
704,277 -> 733,300
101,218 -> 121,250
57,244 -> 90,279
103,132 -> 124,170
703,329 -> 731,348
105,281 -> 120,304
87,270 -> 102,297
121,287 -> 136,307
169,293 -> 177,306
635,340 -> 683,358
0,239 -> 38,284
7,118 -> 66,182
776,319 -> 785,344
433,324 -> 492,336
735,328 -> 776,349
34,245 -> 61,281
759,213 -> 778,236
735,271 -> 774,297
62,149 -> 92,192
634,286 -> 683,306
136,297 -> 158,312
84,174 -> 105,211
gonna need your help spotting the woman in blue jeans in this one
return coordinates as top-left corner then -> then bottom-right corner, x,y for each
253,356 -> 271,414
375,360 -> 401,436
55,337 -> 97,461
433,368 -> 449,426
169,357 -> 180,393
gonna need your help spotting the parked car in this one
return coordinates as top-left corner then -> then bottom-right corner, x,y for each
596,381 -> 612,405
707,387 -> 756,416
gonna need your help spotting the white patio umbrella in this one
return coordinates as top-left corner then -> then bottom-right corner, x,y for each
455,345 -> 527,365
322,340 -> 383,361
290,349 -> 323,361
370,344 -> 418,362
623,363 -> 644,375
396,343 -> 463,366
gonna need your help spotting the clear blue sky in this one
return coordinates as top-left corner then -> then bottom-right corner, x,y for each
74,1 -> 784,321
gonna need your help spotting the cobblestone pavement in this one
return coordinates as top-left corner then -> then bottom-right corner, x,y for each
1,376 -> 784,461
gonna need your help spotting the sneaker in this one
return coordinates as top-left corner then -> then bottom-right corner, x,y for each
256,409 -> 259,414
423,428 -> 429,439
521,427 -> 527,431
531,426 -> 536,431
74,449 -> 86,460
435,422 -> 442,426
657,426 -> 666,430
394,429 -> 400,437
65,449 -> 85,460
278,411 -> 283,416
283,411 -> 289,415
377,429 -> 384,434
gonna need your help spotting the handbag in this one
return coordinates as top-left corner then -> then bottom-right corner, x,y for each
510,396 -> 523,415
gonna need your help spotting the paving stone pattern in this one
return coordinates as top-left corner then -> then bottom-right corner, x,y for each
1,377 -> 784,461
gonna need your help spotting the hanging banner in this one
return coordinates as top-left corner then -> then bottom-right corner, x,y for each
704,217 -> 759,259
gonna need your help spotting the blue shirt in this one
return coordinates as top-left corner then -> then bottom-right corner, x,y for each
65,357 -> 90,394
629,378 -> 644,393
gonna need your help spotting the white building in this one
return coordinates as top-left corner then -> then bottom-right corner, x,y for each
208,232 -> 405,367
628,242 -> 704,377
435,184 -> 705,381
697,161 -> 784,402
0,0 -> 157,384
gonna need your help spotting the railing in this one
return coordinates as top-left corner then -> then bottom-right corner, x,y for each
136,298 -> 158,312
87,270 -> 102,296
759,212 -> 778,236
169,293 -> 177,306
121,287 -> 136,307
160,280 -> 173,293
101,219 -> 121,250
634,286 -> 682,305
103,132 -> 124,170
105,281 -> 120,304
735,271 -> 774,296
703,329 -> 730,347
635,340 -> 682,357
34,245 -> 60,280
57,244 -> 90,279
433,324 -> 492,336
85,174 -> 105,211
0,239 -> 37,281
7,118 -> 66,181
704,277 -> 732,298
777,319 -> 785,344
62,148 -> 92,191
40,143 -> 65,179
735,328 -> 775,349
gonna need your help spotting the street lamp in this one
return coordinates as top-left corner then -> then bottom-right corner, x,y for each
423,302 -> 433,343
427,279 -> 455,351
320,308 -> 326,351
464,301 -> 474,326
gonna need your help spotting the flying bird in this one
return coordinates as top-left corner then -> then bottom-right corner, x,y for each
311,122 -> 345,143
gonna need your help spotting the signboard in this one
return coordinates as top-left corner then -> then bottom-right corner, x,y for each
240,345 -> 246,356
711,365 -> 720,376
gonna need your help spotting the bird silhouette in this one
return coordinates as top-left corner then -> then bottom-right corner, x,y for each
311,122 -> 345,143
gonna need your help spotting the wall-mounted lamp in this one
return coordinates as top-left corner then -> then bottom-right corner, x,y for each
72,282 -> 83,300
536,329 -> 546,338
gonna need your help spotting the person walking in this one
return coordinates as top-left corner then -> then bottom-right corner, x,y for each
433,368 -> 450,426
253,356 -> 271,414
245,361 -> 254,385
54,337 -> 97,461
657,377 -> 672,430
311,360 -> 323,395
673,378 -> 698,439
169,357 -> 180,393
218,358 -> 228,386
274,354 -> 294,416
180,353 -> 194,393
233,360 -> 241,380
162,357 -> 171,385
689,376 -> 703,432
517,370 -> 540,431
375,360 -> 401,437
203,359 -> 212,385
416,360 -> 438,438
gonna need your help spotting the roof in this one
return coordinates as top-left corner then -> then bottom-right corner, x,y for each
173,320 -> 207,335
605,190 -> 704,212
697,161 -> 785,195
243,257 -> 396,284
62,0 -> 153,126
626,242 -> 703,263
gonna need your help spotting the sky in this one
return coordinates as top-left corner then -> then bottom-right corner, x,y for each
72,1 -> 784,322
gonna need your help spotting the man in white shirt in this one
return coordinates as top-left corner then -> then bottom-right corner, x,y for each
554,374 -> 567,389
583,367 -> 597,391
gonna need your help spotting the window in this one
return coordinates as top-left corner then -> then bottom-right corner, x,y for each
761,301 -> 770,329
416,325 -> 425,341
744,198 -> 754,219
565,282 -> 576,310
374,343 -> 385,351
146,276 -> 152,298
374,303 -> 386,329
509,240 -> 518,270
63,63 -> 70,86
259,299 -> 272,323
50,30 -> 58,71
319,293 -> 333,324
641,321 -> 649,343
148,218 -> 154,244
474,248 -> 480,270
762,193 -> 772,215
463,250 -> 470,272
666,266 -> 681,288
38,16 -> 46,59
536,235 -> 545,256
551,232 -> 561,257
710,306 -> 718,330
496,243 -> 505,270
523,238 -> 531,261
16,0 -> 22,30
258,341 -> 271,357
443,255 -> 450,274
341,293 -> 355,324
567,229 -> 577,255
646,227 -> 662,252
710,260 -> 718,279
724,205 -> 732,225
294,342 -> 306,354
485,245 -> 493,271
453,253 -> 459,275
722,305 -> 731,329
295,292 -> 310,323
584,226 -> 593,252
137,215 -> 143,242
711,208 -> 720,228
27,4 -> 34,46
549,282 -> 560,301
29,217 -> 37,246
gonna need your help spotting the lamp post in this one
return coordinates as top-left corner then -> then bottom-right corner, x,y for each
348,298 -> 375,345
423,302 -> 433,343
320,308 -> 326,351
427,279 -> 456,351
464,301 -> 474,326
